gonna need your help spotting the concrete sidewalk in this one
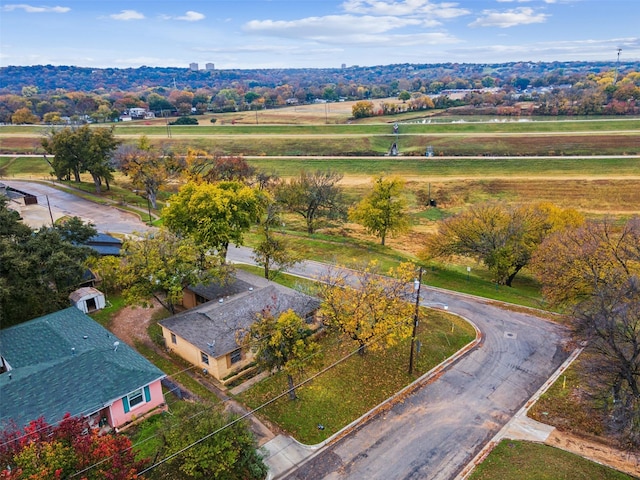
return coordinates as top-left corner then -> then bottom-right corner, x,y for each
262,435 -> 319,480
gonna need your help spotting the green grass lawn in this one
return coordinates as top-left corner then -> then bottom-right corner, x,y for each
469,440 -> 633,480
238,310 -> 475,444
3,117 -> 635,135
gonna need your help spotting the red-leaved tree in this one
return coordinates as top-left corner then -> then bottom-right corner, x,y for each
0,414 -> 147,479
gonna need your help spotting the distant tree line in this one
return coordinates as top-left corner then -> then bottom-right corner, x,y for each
1,62 -> 638,124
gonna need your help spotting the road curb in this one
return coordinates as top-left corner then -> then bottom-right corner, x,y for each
457,346 -> 584,479
266,310 -> 483,479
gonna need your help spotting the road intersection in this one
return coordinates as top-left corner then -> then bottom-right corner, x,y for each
6,181 -> 571,480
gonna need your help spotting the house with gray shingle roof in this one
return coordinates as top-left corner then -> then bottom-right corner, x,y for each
159,270 -> 320,383
0,307 -> 166,430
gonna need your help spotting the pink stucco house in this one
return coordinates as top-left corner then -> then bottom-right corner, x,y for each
0,307 -> 166,431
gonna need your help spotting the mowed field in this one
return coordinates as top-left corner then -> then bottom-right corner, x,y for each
1,107 -> 639,220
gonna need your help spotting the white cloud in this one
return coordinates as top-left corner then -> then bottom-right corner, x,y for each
245,14 -> 422,37
341,0 -> 469,18
469,7 -> 548,28
110,10 -> 145,21
175,11 -> 205,22
2,4 -> 70,13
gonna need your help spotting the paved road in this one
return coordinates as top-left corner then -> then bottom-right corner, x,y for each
6,181 -> 571,480
280,291 -> 567,480
226,248 -> 570,480
2,180 -> 152,234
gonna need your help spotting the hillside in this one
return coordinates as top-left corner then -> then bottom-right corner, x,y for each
2,61 -> 639,94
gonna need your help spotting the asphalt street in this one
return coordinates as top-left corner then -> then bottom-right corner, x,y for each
7,181 -> 571,480
3,180 -> 152,234
226,247 -> 570,480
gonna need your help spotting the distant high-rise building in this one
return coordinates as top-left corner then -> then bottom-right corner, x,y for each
205,63 -> 215,71
341,63 -> 347,69
189,62 -> 199,71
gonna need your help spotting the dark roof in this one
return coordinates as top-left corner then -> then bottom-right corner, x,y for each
160,271 -> 320,358
85,233 -> 122,256
0,307 -> 165,428
187,277 -> 254,302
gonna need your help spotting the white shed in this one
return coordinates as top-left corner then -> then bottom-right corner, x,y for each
69,287 -> 106,313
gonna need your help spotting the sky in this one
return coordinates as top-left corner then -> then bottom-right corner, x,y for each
1,0 -> 638,69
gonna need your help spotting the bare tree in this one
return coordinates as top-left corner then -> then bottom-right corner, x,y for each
573,276 -> 640,447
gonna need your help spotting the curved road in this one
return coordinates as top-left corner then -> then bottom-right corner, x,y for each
7,182 -> 570,480
226,248 -> 570,480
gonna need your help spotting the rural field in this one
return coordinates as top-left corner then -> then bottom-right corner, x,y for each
2,109 -> 639,222
2,107 -> 639,479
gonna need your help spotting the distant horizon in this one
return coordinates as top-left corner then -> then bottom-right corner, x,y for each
2,58 -> 635,72
1,1 -> 638,69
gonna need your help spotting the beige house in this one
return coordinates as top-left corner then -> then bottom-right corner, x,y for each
159,271 -> 320,384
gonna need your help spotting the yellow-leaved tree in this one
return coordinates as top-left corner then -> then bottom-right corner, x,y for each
318,261 -> 417,355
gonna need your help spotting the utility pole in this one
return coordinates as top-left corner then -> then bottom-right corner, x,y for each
408,266 -> 423,375
614,48 -> 622,85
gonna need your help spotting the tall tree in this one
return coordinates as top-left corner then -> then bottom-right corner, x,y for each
153,403 -> 268,480
113,137 -> 178,209
275,170 -> 346,234
573,277 -> 640,447
318,261 -> 416,355
252,201 -> 300,280
243,309 -> 319,400
421,202 -> 583,286
0,199 -> 96,327
531,216 -> 640,306
42,125 -> 119,193
349,175 -> 410,246
163,181 -> 264,260
118,229 -> 224,314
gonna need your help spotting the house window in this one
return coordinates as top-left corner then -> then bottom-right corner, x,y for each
170,333 -> 177,344
201,351 -> 209,365
230,349 -> 242,364
122,385 -> 151,413
128,389 -> 144,408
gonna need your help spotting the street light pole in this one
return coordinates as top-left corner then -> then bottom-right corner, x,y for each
408,266 -> 423,375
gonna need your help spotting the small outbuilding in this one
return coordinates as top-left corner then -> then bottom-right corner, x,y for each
69,287 -> 106,313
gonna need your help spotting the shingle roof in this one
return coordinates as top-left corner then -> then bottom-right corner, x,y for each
0,307 -> 165,429
160,271 -> 320,358
85,233 -> 122,256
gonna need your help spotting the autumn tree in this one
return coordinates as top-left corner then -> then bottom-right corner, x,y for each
163,181 -> 264,260
349,175 -> 410,245
112,137 -> 178,209
11,107 -> 39,124
318,261 -> 416,355
41,124 -> 119,193
182,148 -> 255,183
151,403 -> 267,480
572,277 -> 640,447
0,414 -> 146,480
243,309 -> 319,400
252,201 -> 300,280
351,100 -> 374,118
531,216 -> 640,306
118,229 -> 224,314
275,170 -> 346,234
421,202 -> 583,286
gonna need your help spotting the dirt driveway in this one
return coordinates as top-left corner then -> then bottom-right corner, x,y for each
109,298 -> 164,349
